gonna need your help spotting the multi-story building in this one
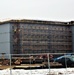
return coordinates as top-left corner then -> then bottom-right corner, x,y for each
0,20 -> 74,55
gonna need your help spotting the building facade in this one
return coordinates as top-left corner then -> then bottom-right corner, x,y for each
0,20 -> 74,55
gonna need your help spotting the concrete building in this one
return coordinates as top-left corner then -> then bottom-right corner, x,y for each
0,19 -> 74,55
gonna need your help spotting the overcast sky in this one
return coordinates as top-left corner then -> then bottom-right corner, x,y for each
0,0 -> 74,22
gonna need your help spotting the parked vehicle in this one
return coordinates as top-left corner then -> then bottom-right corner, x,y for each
54,54 -> 74,67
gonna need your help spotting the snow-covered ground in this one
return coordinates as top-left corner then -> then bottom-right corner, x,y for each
0,68 -> 74,75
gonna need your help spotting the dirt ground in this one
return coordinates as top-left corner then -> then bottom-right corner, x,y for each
0,62 -> 62,70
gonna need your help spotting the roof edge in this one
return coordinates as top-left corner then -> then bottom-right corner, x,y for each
0,19 -> 74,25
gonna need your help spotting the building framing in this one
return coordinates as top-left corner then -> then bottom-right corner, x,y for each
0,19 -> 74,55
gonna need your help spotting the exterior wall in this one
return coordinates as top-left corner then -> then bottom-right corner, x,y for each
12,23 -> 72,54
48,25 -> 72,53
0,23 -> 11,56
0,20 -> 73,55
19,23 -> 49,54
71,26 -> 74,52
11,23 -> 21,54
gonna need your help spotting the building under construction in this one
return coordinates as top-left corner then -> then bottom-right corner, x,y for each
0,19 -> 74,55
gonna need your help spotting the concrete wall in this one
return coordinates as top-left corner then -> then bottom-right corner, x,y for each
0,23 -> 10,56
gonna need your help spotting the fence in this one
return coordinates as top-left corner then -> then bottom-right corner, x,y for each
0,53 -> 74,75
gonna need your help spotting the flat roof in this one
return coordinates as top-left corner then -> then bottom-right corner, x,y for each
0,19 -> 74,25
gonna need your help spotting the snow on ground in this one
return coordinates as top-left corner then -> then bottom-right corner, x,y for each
0,68 -> 74,75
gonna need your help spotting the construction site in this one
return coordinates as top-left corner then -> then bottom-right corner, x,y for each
0,20 -> 74,55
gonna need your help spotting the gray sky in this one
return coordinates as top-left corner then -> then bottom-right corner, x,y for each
0,0 -> 74,21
